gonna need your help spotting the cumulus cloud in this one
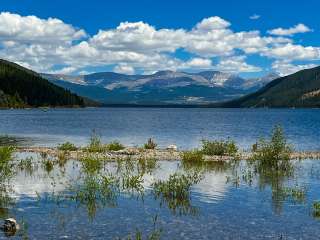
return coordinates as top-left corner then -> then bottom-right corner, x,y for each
268,23 -> 312,36
250,14 -> 260,20
0,12 -> 318,76
272,60 -> 317,76
114,63 -> 135,75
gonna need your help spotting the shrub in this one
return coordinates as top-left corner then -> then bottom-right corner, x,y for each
201,139 -> 238,156
106,141 -> 125,151
252,125 -> 292,165
144,138 -> 157,150
180,150 -> 204,162
86,131 -> 105,153
57,142 -> 77,151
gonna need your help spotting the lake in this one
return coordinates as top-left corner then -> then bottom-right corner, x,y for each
1,153 -> 320,239
1,108 -> 320,239
0,108 -> 319,151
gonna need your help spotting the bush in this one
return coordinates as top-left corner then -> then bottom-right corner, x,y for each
252,125 -> 292,164
106,141 -> 125,151
57,142 -> 77,151
86,131 -> 106,153
201,139 -> 238,156
181,150 -> 204,162
144,138 -> 157,150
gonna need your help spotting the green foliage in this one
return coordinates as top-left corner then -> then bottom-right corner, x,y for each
201,139 -> 238,156
313,201 -> 320,218
0,146 -> 14,163
251,126 -> 292,166
0,146 -> 15,179
57,142 -> 77,151
0,59 -> 86,108
144,138 -> 157,150
42,159 -> 54,173
81,155 -> 103,174
106,141 -> 125,151
137,158 -> 157,174
86,131 -> 105,153
152,173 -> 202,215
180,150 -> 204,163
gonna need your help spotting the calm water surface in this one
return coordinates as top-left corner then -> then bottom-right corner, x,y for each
0,153 -> 320,239
0,108 -> 319,150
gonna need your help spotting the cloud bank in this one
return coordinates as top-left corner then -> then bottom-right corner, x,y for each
0,12 -> 318,76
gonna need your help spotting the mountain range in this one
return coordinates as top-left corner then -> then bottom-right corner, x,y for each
42,71 -> 279,105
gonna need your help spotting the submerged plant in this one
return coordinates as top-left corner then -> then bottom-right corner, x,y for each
152,173 -> 202,215
81,155 -> 103,174
144,138 -> 157,150
57,142 -> 77,151
201,139 -> 238,156
313,201 -> 320,218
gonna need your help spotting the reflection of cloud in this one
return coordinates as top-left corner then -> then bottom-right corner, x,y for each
193,172 -> 228,203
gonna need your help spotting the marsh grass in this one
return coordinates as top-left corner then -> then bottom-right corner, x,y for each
313,201 -> 320,218
137,157 -> 157,174
0,146 -> 15,179
181,150 -> 204,163
81,155 -> 103,174
144,138 -> 157,150
106,141 -> 125,151
18,157 -> 34,175
121,174 -> 144,196
201,139 -> 238,156
152,173 -> 202,215
42,158 -> 54,173
57,142 -> 77,151
86,131 -> 106,153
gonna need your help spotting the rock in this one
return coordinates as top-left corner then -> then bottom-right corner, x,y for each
167,145 -> 178,151
2,218 -> 19,235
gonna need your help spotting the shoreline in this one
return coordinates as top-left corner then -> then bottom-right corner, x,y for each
15,146 -> 320,161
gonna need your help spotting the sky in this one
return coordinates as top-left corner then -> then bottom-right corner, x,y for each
0,0 -> 320,78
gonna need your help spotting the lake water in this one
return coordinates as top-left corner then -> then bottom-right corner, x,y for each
1,153 -> 320,239
0,108 -> 319,150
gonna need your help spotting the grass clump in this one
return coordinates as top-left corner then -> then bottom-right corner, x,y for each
81,155 -> 103,174
106,141 -> 125,151
201,139 -> 238,156
144,138 -> 157,150
181,150 -> 204,163
251,125 -> 292,166
152,173 -> 202,215
57,142 -> 77,151
313,201 -> 320,218
0,146 -> 14,163
86,131 -> 106,153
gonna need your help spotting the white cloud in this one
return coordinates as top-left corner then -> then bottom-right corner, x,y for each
215,56 -> 262,73
0,12 -> 318,76
250,14 -> 260,20
114,63 -> 135,75
263,43 -> 320,61
268,23 -> 312,36
272,60 -> 317,76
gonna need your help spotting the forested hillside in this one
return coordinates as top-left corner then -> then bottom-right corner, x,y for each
221,66 -> 320,108
0,59 -> 90,108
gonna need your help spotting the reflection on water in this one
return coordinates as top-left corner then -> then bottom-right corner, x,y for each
1,152 -> 320,239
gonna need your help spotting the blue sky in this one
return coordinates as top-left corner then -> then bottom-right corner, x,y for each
0,0 -> 319,77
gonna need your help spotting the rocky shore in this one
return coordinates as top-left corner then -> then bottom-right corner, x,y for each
16,146 -> 320,161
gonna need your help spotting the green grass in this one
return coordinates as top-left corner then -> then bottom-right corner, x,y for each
180,150 -> 204,163
313,201 -> 320,218
106,141 -> 125,151
81,155 -> 103,174
144,138 -> 157,150
152,173 -> 202,215
201,139 -> 238,156
0,146 -> 14,164
57,142 -> 77,151
86,131 -> 106,153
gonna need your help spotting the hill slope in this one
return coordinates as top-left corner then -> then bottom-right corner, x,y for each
222,66 -> 320,108
0,59 -> 93,108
